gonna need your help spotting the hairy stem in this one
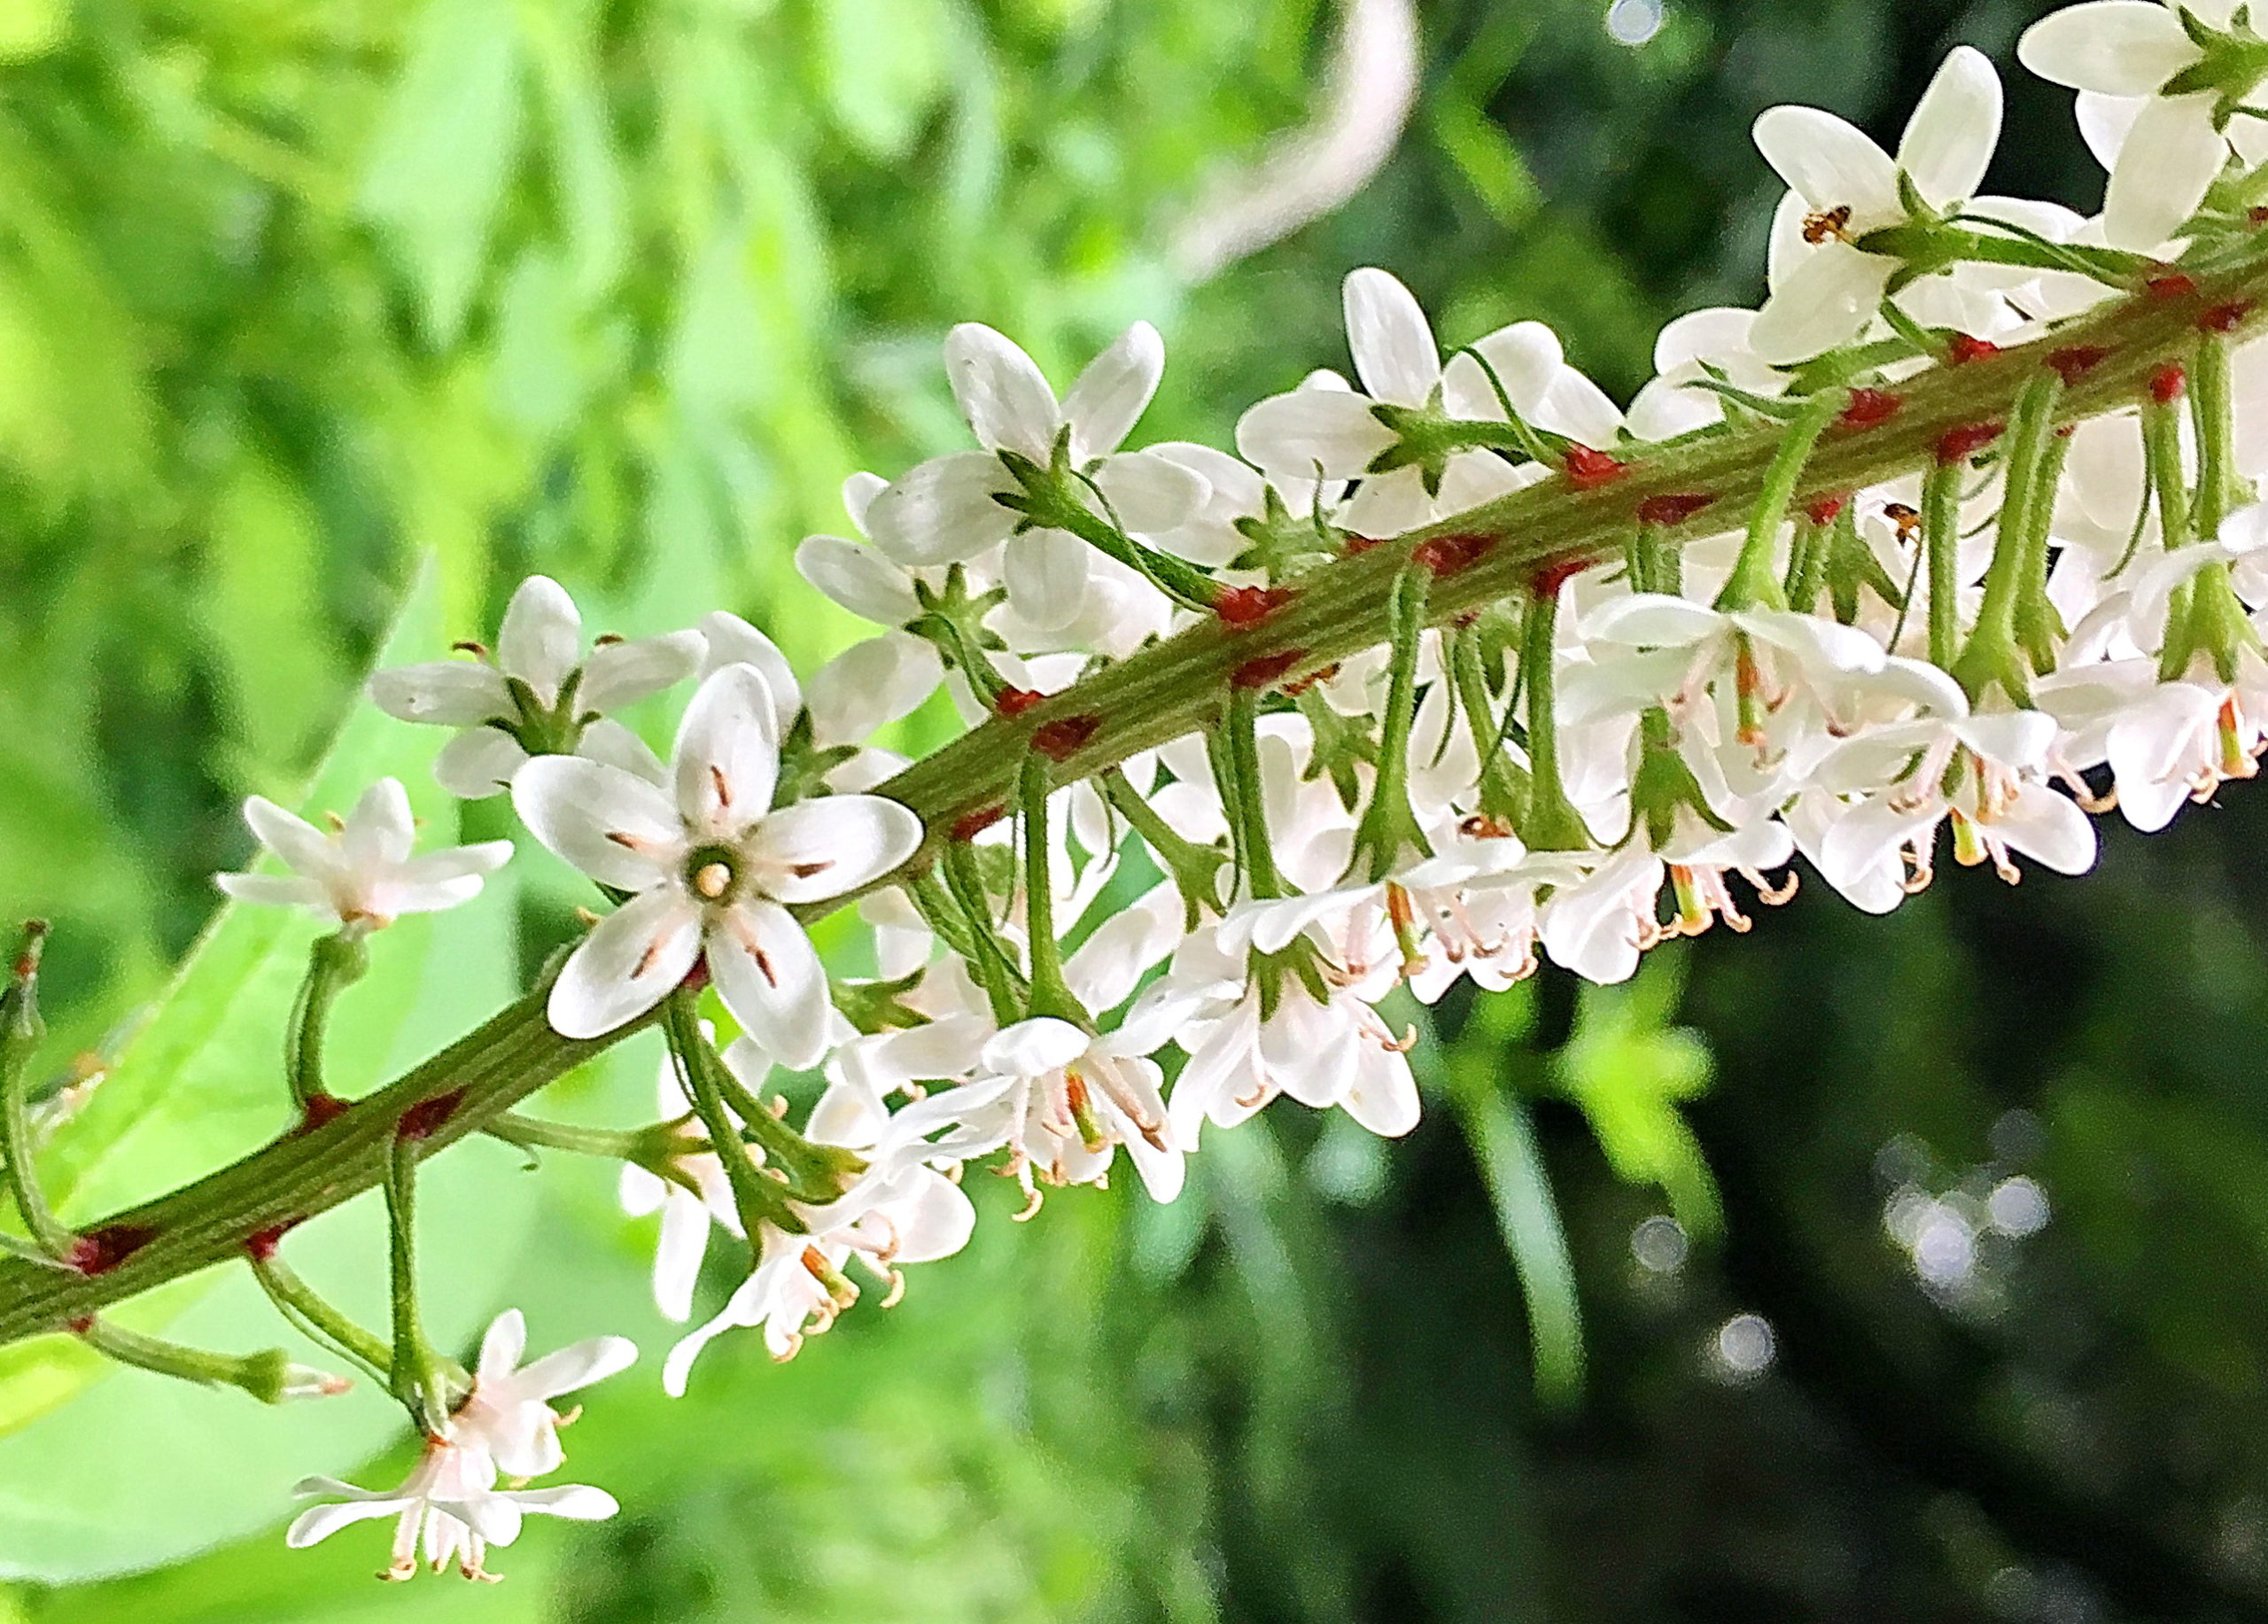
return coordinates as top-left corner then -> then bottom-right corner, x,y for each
2,260 -> 2266,1347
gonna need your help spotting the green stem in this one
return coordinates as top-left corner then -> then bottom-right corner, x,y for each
78,1317 -> 341,1405
1716,391 -> 1838,611
384,1135 -> 452,1431
1348,564 -> 1435,882
1016,756 -> 1089,1022
0,922 -> 69,1260
485,1111 -> 677,1162
2193,331 -> 2239,541
1099,767 -> 1226,928
287,929 -> 369,1111
1223,688 -> 1286,899
9,255 -> 2268,1348
1923,462 -> 1961,670
1518,588 -> 1591,851
1449,624 -> 1530,821
940,843 -> 1029,1026
662,992 -> 798,1248
251,1249 -> 393,1379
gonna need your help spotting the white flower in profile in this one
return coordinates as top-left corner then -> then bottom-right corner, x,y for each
794,474 -> 948,742
2020,0 -> 2254,250
215,778 -> 511,929
862,322 -> 1207,631
512,663 -> 924,1065
876,884 -> 1192,1208
286,1434 -> 617,1582
660,1092 -> 976,1393
369,575 -> 703,799
448,1309 -> 637,1480
1749,45 -> 2004,361
1236,268 -> 1619,532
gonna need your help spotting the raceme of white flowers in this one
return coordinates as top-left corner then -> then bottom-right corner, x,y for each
83,11 -> 2268,1578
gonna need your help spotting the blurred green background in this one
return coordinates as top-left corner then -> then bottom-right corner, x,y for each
0,0 -> 2261,1618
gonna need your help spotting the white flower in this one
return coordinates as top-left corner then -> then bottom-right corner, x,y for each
215,779 -> 511,929
863,322 -> 1206,631
2020,0 -> 2252,250
448,1309 -> 637,1480
286,1435 -> 617,1581
1236,268 -> 1616,533
1749,46 -> 2004,361
511,663 -> 924,1064
369,575 -> 703,799
660,1153 -> 976,1392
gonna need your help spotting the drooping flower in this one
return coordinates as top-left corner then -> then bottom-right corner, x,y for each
215,778 -> 511,929
511,663 -> 924,1065
286,1434 -> 617,1582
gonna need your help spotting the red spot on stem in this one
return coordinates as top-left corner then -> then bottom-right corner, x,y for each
951,804 -> 1006,842
1029,714 -> 1101,761
1213,585 -> 1296,629
993,687 -> 1045,718
1412,532 -> 1495,576
1529,556 -> 1591,601
291,1092 -> 351,1137
2202,299 -> 2255,334
395,1089 -> 468,1143
2046,346 -> 2109,385
1946,333 -> 2000,365
1231,649 -> 1309,691
1935,422 -> 2005,465
1804,493 -> 1848,526
1282,662 -> 1340,697
1342,533 -> 1388,555
2145,272 -> 2197,300
67,1224 -> 157,1277
1562,445 -> 1628,490
66,1315 -> 93,1335
2152,362 -> 2187,405
245,1219 -> 303,1263
1635,493 -> 1714,526
1837,389 -> 1903,430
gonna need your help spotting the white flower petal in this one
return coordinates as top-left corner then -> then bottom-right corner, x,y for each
241,796 -> 335,879
982,1016 -> 1090,1076
1061,321 -> 1164,461
696,613 -> 801,733
1091,450 -> 1208,533
944,322 -> 1060,460
1752,105 -> 1900,221
580,630 -> 704,716
864,451 -> 1020,566
1342,268 -> 1440,407
1748,242 -> 1897,364
477,1309 -> 527,1386
496,576 -> 584,707
708,900 -> 831,1070
2018,1 -> 2199,96
285,1498 -> 410,1549
745,794 -> 922,903
1994,784 -> 2097,875
796,535 -> 921,626
433,726 -> 530,799
1898,46 -> 2000,207
806,633 -> 944,748
1002,527 -> 1091,631
1235,385 -> 1395,480
2102,93 -> 2225,251
341,779 -> 416,872
673,664 -> 783,832
548,889 -> 702,1039
369,660 -> 512,727
514,756 -> 681,890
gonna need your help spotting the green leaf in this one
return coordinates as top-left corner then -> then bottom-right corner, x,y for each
357,0 -> 528,346
1553,948 -> 1721,1241
0,563 -> 540,1581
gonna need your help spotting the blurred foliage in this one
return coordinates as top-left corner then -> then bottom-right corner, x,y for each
2,0 -> 2264,1619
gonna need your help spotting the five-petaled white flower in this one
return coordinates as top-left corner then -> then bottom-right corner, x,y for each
1750,45 -> 2004,361
447,1309 -> 637,1480
216,779 -> 511,929
862,322 -> 1207,631
369,575 -> 703,799
512,663 -> 924,1065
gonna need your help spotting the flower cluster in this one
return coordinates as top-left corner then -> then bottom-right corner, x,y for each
120,8 -> 2268,1576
